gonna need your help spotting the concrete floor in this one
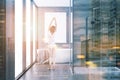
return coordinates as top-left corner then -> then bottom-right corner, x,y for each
18,64 -> 120,80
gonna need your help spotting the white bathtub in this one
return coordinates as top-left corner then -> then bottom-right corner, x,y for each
55,48 -> 72,63
37,48 -> 72,64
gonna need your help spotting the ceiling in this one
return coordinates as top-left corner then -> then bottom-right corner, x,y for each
33,0 -> 72,7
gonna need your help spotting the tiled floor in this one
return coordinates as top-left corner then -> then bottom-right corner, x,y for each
74,67 -> 120,80
19,64 -> 73,80
18,63 -> 120,80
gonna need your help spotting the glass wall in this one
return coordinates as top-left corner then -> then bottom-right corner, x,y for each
73,0 -> 120,80
73,0 -> 120,68
89,0 -> 120,67
73,0 -> 91,67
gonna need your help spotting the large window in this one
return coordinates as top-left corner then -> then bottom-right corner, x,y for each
71,13 -> 73,43
26,0 -> 31,67
45,12 -> 67,43
33,4 -> 36,62
15,0 -> 23,77
15,0 -> 37,78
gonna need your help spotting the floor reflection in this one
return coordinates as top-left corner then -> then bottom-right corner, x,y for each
74,67 -> 120,80
19,63 -> 120,80
19,64 -> 72,80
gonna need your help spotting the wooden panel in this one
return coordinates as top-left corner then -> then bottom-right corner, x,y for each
0,0 -> 6,80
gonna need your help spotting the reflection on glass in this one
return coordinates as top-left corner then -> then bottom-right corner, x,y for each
73,0 -> 120,80
88,0 -> 120,68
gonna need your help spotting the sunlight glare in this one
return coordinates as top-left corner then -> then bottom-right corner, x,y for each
26,0 -> 31,67
15,0 -> 23,77
33,4 -> 36,62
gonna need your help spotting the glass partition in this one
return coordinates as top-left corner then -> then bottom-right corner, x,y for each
73,0 -> 120,80
73,0 -> 91,67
